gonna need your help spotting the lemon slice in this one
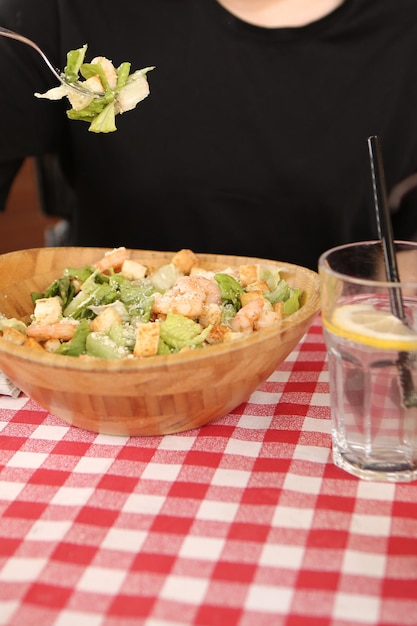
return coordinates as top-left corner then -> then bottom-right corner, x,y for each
323,303 -> 417,350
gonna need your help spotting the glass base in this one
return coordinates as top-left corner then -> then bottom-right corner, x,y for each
333,447 -> 417,482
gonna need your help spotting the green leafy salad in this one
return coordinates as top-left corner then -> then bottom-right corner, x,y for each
35,44 -> 154,133
0,248 -> 303,360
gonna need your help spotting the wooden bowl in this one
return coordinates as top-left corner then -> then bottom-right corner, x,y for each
0,247 -> 320,436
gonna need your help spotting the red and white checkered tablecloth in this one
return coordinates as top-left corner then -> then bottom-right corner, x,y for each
1,317 -> 416,626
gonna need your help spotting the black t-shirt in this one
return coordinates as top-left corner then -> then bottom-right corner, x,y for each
1,0 -> 417,269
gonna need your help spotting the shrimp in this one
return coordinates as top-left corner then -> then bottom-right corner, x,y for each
93,247 -> 130,272
26,322 -> 78,342
193,275 -> 222,305
153,275 -> 221,319
231,298 -> 264,333
88,56 -> 118,91
255,309 -> 283,329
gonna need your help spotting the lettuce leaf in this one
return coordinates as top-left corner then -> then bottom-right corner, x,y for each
159,312 -> 212,350
64,44 -> 88,82
55,319 -> 90,356
215,273 -> 244,309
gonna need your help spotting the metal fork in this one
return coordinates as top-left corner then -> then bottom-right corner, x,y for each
0,25 -> 100,97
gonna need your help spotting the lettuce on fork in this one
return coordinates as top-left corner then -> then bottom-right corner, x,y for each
35,44 -> 154,133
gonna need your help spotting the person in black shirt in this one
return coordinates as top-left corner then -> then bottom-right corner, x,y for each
0,0 -> 417,269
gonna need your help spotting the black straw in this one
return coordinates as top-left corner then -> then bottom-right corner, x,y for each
367,135 -> 406,321
367,134 -> 417,408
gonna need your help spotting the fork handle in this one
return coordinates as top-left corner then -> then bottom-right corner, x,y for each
0,25 -> 63,84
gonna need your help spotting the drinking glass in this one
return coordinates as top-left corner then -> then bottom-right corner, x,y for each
319,240 -> 417,482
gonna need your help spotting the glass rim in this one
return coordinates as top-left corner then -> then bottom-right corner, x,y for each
318,239 -> 417,288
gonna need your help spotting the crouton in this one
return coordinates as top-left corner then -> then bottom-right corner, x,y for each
44,338 -> 62,353
134,322 -> 160,357
199,303 -> 222,328
240,290 -> 265,307
239,264 -> 260,287
1,326 -> 26,345
90,307 -> 122,333
206,324 -> 246,344
206,324 -> 229,344
24,337 -> 45,351
171,248 -> 199,274
273,301 -> 284,315
121,259 -> 148,281
33,296 -> 62,325
246,280 -> 270,293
